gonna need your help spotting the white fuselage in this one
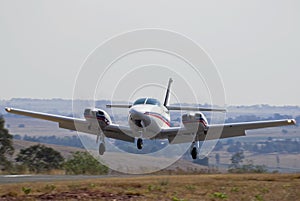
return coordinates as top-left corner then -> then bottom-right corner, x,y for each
128,103 -> 170,138
124,97 -> 209,140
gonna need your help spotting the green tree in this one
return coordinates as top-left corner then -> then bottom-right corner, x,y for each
16,144 -> 64,173
0,116 -> 14,170
64,151 -> 108,175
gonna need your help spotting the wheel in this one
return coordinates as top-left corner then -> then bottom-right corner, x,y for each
191,147 -> 198,160
137,138 -> 143,150
99,143 -> 105,155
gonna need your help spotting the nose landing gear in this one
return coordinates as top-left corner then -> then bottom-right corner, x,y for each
137,138 -> 143,149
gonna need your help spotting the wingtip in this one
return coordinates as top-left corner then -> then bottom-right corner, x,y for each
5,107 -> 11,112
288,119 -> 296,125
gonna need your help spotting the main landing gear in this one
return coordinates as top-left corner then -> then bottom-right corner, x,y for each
137,138 -> 143,149
190,141 -> 198,160
191,146 -> 198,160
97,131 -> 105,155
99,142 -> 105,155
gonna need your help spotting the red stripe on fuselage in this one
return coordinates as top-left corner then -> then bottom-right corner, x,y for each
144,113 -> 170,127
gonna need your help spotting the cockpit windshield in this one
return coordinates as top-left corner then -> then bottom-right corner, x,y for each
133,98 -> 147,105
133,98 -> 161,106
146,98 -> 161,106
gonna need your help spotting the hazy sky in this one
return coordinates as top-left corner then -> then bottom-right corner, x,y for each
1,0 -> 299,106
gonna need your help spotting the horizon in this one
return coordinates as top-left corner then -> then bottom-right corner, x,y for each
1,97 -> 300,108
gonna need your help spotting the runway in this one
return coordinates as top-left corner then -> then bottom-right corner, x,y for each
0,175 -> 114,184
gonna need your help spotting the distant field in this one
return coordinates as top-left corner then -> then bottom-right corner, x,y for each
0,174 -> 299,201
6,117 -> 76,137
6,116 -> 300,172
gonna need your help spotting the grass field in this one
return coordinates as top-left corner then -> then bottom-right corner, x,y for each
0,174 -> 299,201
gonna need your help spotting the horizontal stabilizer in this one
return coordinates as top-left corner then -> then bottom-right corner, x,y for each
167,106 -> 226,112
106,104 -> 132,108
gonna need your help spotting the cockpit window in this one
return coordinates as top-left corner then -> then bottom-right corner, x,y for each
133,98 -> 147,105
146,98 -> 161,106
133,98 -> 161,106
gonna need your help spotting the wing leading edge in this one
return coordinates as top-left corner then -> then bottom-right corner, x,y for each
157,119 -> 296,144
5,107 -> 135,143
4,107 -> 296,144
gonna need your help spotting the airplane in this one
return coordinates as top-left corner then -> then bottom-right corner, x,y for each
5,78 -> 296,159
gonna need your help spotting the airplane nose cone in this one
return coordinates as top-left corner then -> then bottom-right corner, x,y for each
130,108 -> 144,119
129,108 -> 151,127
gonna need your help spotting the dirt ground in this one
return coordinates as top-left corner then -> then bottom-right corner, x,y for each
0,173 -> 299,201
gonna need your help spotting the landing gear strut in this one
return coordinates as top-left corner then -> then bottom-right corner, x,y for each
137,138 -> 143,149
204,126 -> 209,135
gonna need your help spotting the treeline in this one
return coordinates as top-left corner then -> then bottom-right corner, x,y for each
0,116 -> 107,174
14,134 -> 300,156
14,144 -> 108,174
225,139 -> 300,154
14,135 -> 84,149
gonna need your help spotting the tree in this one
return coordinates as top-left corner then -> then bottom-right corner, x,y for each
228,151 -> 244,172
64,151 -> 108,175
228,151 -> 267,173
16,144 -> 64,173
0,116 -> 14,170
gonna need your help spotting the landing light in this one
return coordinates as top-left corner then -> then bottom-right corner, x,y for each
5,108 -> 11,112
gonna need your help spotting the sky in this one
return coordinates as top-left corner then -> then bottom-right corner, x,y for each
1,0 -> 299,106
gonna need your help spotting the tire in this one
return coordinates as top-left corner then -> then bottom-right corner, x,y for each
99,143 -> 105,155
191,147 -> 198,160
137,138 -> 143,150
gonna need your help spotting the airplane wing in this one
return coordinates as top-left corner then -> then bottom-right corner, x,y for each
156,119 -> 296,144
4,107 -> 296,144
5,107 -> 135,143
167,106 -> 226,112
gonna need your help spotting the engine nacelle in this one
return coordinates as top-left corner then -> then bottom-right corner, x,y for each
182,112 -> 207,132
84,108 -> 112,129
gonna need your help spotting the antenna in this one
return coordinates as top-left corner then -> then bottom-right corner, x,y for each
163,78 -> 173,107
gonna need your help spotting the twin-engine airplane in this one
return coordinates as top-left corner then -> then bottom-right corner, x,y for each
5,79 -> 296,159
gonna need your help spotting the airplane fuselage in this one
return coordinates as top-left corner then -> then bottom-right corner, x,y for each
127,98 -> 169,138
127,97 -> 208,139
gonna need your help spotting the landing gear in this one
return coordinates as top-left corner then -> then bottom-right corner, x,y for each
137,138 -> 143,150
190,141 -> 198,160
97,131 -> 105,155
191,147 -> 198,160
99,142 -> 105,155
